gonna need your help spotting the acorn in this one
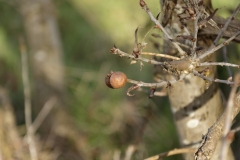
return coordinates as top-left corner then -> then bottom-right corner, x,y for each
105,71 -> 127,89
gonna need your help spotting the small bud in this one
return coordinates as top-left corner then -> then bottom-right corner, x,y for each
133,47 -> 140,58
156,12 -> 160,20
105,71 -> 127,89
110,45 -> 118,53
139,0 -> 146,7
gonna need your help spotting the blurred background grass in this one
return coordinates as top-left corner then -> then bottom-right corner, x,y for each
0,0 -> 239,159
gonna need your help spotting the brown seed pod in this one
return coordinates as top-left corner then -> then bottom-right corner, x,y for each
105,71 -> 127,89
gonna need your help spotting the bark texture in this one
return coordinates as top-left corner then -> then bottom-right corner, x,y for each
158,0 -> 234,159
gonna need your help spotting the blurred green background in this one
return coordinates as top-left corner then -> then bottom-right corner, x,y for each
0,0 -> 240,159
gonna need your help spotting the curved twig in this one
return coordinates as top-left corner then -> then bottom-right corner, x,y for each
144,147 -> 196,160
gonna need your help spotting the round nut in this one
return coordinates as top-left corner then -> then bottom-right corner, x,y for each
105,72 -> 127,89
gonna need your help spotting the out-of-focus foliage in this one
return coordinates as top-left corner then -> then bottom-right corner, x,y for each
55,0 -> 178,159
212,0 -> 240,18
0,0 -> 239,159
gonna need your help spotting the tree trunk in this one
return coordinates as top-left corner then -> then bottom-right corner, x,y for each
158,0 -> 234,159
19,0 -> 65,114
18,0 -> 86,159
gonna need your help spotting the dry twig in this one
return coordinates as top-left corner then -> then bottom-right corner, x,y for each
198,30 -> 240,61
144,147 -> 196,160
141,52 -> 180,60
192,70 -> 234,85
197,62 -> 239,68
210,4 -> 240,48
107,0 -> 240,159
192,13 -> 201,57
220,75 -> 240,160
110,46 -> 164,65
23,96 -> 57,139
126,76 -> 185,88
109,0 -> 240,97
140,0 -> 186,56
20,38 -> 38,160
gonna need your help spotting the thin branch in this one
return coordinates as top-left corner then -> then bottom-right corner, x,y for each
195,75 -> 240,160
127,75 -> 185,88
0,138 -> 2,160
203,10 -> 220,30
144,147 -> 196,160
198,8 -> 219,29
183,25 -> 191,35
197,3 -> 240,61
124,145 -> 136,160
141,52 -> 180,60
197,62 -> 240,68
220,75 -> 240,160
141,27 -> 154,52
140,0 -> 186,56
110,47 -> 164,65
29,97 -> 57,135
192,13 -> 201,58
152,33 -> 191,50
113,150 -> 121,160
197,30 -> 240,61
210,3 -> 240,49
192,70 -> 234,85
20,38 -> 38,160
154,91 -> 167,97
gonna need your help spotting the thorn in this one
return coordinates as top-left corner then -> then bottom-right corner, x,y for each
156,12 -> 161,20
